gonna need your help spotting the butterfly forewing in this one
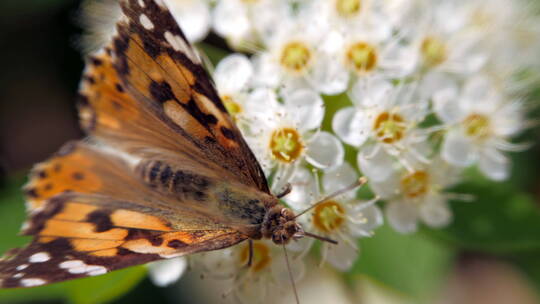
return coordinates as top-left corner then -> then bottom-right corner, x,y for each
0,0 -> 279,288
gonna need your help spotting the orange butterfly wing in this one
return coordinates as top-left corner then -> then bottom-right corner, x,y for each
79,0 -> 269,193
1,142 -> 246,288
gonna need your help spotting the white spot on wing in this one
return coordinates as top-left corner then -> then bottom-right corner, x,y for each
16,264 -> 29,271
21,278 -> 46,287
59,260 -> 107,276
139,14 -> 154,30
154,0 -> 166,8
29,252 -> 51,263
163,31 -> 199,63
138,0 -> 145,7
13,273 -> 23,279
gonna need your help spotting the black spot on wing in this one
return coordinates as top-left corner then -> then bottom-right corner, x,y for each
220,127 -> 235,140
149,80 -> 176,103
86,210 -> 114,233
167,239 -> 187,249
180,98 -> 218,127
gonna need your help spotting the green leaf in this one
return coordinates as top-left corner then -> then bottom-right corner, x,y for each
424,179 -> 540,253
0,178 -> 147,304
66,267 -> 147,304
350,224 -> 454,300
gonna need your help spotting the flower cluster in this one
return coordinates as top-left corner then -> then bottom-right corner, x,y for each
82,0 -> 539,301
202,0 -> 537,235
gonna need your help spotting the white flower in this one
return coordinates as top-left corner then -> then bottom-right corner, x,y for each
308,0 -> 397,39
370,157 -> 461,234
309,27 -> 416,95
285,164 -> 383,271
251,18 -> 335,94
214,54 -> 254,125
195,240 -> 305,304
406,1 -> 487,76
212,0 -> 288,48
333,77 -> 431,179
433,75 -> 526,181
166,0 -> 211,42
147,257 -> 188,287
243,88 -> 344,191
458,0 -> 540,92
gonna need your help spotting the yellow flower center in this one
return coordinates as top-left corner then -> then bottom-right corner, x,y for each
312,201 -> 345,233
346,42 -> 378,73
373,112 -> 406,144
463,114 -> 491,139
240,242 -> 271,272
421,36 -> 447,67
269,128 -> 304,163
336,0 -> 362,17
400,171 -> 430,199
280,41 -> 312,73
222,95 -> 243,121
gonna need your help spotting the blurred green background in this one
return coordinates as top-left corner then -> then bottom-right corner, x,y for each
1,0 -> 539,303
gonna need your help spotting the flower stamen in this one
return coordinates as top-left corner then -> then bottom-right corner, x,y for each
373,112 -> 407,143
269,128 -> 304,163
463,114 -> 491,139
312,201 -> 345,233
280,41 -> 312,73
336,0 -> 362,17
421,36 -> 447,67
346,42 -> 378,73
400,170 -> 430,199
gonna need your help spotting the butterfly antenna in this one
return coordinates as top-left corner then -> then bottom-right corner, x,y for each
303,231 -> 338,245
294,177 -> 368,219
282,243 -> 300,304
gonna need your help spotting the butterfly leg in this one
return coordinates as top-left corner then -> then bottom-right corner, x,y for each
276,183 -> 292,199
247,239 -> 254,268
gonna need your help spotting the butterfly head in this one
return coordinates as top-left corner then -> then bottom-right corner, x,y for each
261,205 -> 304,245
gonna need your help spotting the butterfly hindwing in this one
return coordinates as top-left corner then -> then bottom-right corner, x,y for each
0,194 -> 244,288
1,142 -> 249,287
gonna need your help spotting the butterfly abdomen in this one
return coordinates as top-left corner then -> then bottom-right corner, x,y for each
136,160 -> 211,202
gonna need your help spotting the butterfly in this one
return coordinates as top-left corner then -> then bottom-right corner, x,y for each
0,0 -> 321,289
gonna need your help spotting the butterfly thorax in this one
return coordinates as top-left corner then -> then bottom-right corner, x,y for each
261,205 -> 303,245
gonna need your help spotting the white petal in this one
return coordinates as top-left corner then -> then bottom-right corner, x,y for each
441,130 -> 478,167
323,162 -> 358,194
215,54 -> 253,94
271,252 -> 305,283
332,107 -> 369,147
307,54 -> 349,95
283,89 -> 325,131
479,148 -> 510,181
167,0 -> 210,42
244,88 -> 280,127
348,204 -> 383,236
419,71 -> 456,100
326,243 -> 358,272
212,0 -> 250,40
306,132 -> 344,169
419,194 -> 452,228
386,201 -> 418,234
349,78 -> 393,107
147,257 -> 187,287
251,54 -> 281,87
284,167 -> 317,210
433,86 -> 464,124
358,145 -> 396,182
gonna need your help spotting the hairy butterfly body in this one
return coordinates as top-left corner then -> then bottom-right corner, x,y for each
0,0 -> 304,288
